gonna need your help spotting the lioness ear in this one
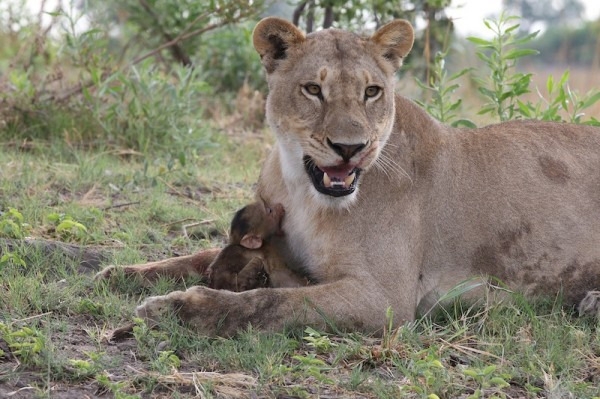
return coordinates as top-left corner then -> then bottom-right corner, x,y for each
253,17 -> 305,74
371,20 -> 414,71
240,234 -> 263,250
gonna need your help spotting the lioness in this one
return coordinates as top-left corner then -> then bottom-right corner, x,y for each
97,18 -> 600,336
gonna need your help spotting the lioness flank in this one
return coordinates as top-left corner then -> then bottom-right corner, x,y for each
96,17 -> 600,336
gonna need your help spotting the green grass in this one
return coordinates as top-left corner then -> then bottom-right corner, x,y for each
1,131 -> 599,399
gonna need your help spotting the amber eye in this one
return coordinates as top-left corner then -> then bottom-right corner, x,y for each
304,84 -> 322,96
365,86 -> 381,98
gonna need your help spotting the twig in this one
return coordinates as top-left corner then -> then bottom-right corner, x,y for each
162,218 -> 196,227
439,338 -> 505,362
102,201 -> 141,211
10,312 -> 53,327
7,387 -> 36,397
183,220 -> 215,238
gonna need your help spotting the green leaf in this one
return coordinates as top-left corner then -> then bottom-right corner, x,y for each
449,68 -> 473,81
504,49 -> 539,60
504,23 -> 521,34
464,369 -> 479,378
478,87 -> 496,99
489,377 -> 510,387
580,92 -> 600,110
513,30 -> 540,45
517,100 -> 532,117
559,70 -> 570,86
452,119 -> 477,128
477,105 -> 497,115
546,75 -> 554,94
467,37 -> 492,46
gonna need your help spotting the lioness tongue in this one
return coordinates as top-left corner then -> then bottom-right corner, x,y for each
322,169 -> 356,188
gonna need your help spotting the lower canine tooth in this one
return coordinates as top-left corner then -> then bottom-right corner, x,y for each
323,172 -> 331,187
344,172 -> 356,186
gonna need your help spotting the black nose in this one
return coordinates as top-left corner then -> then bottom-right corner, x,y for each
326,139 -> 367,162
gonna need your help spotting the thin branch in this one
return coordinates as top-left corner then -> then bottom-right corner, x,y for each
56,7 -> 256,104
323,5 -> 334,29
102,201 -> 141,211
306,0 -> 315,33
138,0 -> 191,66
292,0 -> 308,27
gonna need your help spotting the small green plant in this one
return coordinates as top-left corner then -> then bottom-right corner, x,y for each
75,298 -> 105,317
0,321 -> 46,367
151,350 -> 181,373
463,365 -> 511,399
399,349 -> 447,399
47,212 -> 88,241
416,52 -> 476,128
468,13 -> 539,121
0,208 -> 30,239
68,351 -> 106,379
518,70 -> 600,125
0,251 -> 27,271
302,326 -> 337,353
291,353 -> 333,383
95,372 -> 139,399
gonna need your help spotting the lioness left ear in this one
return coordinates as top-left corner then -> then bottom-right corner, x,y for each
240,234 -> 263,250
371,20 -> 414,71
253,17 -> 305,74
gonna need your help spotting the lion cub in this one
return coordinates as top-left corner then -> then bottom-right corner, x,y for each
206,200 -> 308,292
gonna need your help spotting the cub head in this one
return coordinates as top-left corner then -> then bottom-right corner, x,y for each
253,18 -> 414,208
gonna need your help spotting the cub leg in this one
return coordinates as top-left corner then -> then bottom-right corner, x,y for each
95,248 -> 221,282
236,257 -> 268,291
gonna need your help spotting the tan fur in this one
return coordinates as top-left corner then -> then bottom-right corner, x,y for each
97,18 -> 600,336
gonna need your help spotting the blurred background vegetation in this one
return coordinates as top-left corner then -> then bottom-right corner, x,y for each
0,0 -> 598,154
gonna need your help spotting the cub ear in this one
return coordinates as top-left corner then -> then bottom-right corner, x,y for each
240,234 -> 263,249
371,20 -> 414,71
252,17 -> 305,73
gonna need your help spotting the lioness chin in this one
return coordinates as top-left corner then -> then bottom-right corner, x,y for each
97,18 -> 600,336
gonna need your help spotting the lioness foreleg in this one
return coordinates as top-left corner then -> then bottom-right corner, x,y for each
578,291 -> 600,318
135,278 -> 415,336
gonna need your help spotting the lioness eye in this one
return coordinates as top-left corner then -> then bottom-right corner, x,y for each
365,86 -> 381,98
304,84 -> 321,96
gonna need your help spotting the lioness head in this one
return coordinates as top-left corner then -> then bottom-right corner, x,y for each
253,18 -> 414,208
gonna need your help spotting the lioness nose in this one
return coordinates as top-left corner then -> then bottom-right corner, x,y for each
326,139 -> 367,162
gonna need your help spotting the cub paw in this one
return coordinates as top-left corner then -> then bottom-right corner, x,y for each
578,291 -> 600,318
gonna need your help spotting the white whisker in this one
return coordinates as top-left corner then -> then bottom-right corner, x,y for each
375,149 -> 413,185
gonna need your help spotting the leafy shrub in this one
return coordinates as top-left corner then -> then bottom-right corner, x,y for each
420,12 -> 600,126
0,1 -> 264,153
197,22 -> 266,93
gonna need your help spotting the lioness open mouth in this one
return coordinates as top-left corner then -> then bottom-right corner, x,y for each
303,156 -> 361,197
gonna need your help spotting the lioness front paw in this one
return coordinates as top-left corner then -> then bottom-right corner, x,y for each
136,293 -> 181,327
578,291 -> 600,318
94,265 -> 119,281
